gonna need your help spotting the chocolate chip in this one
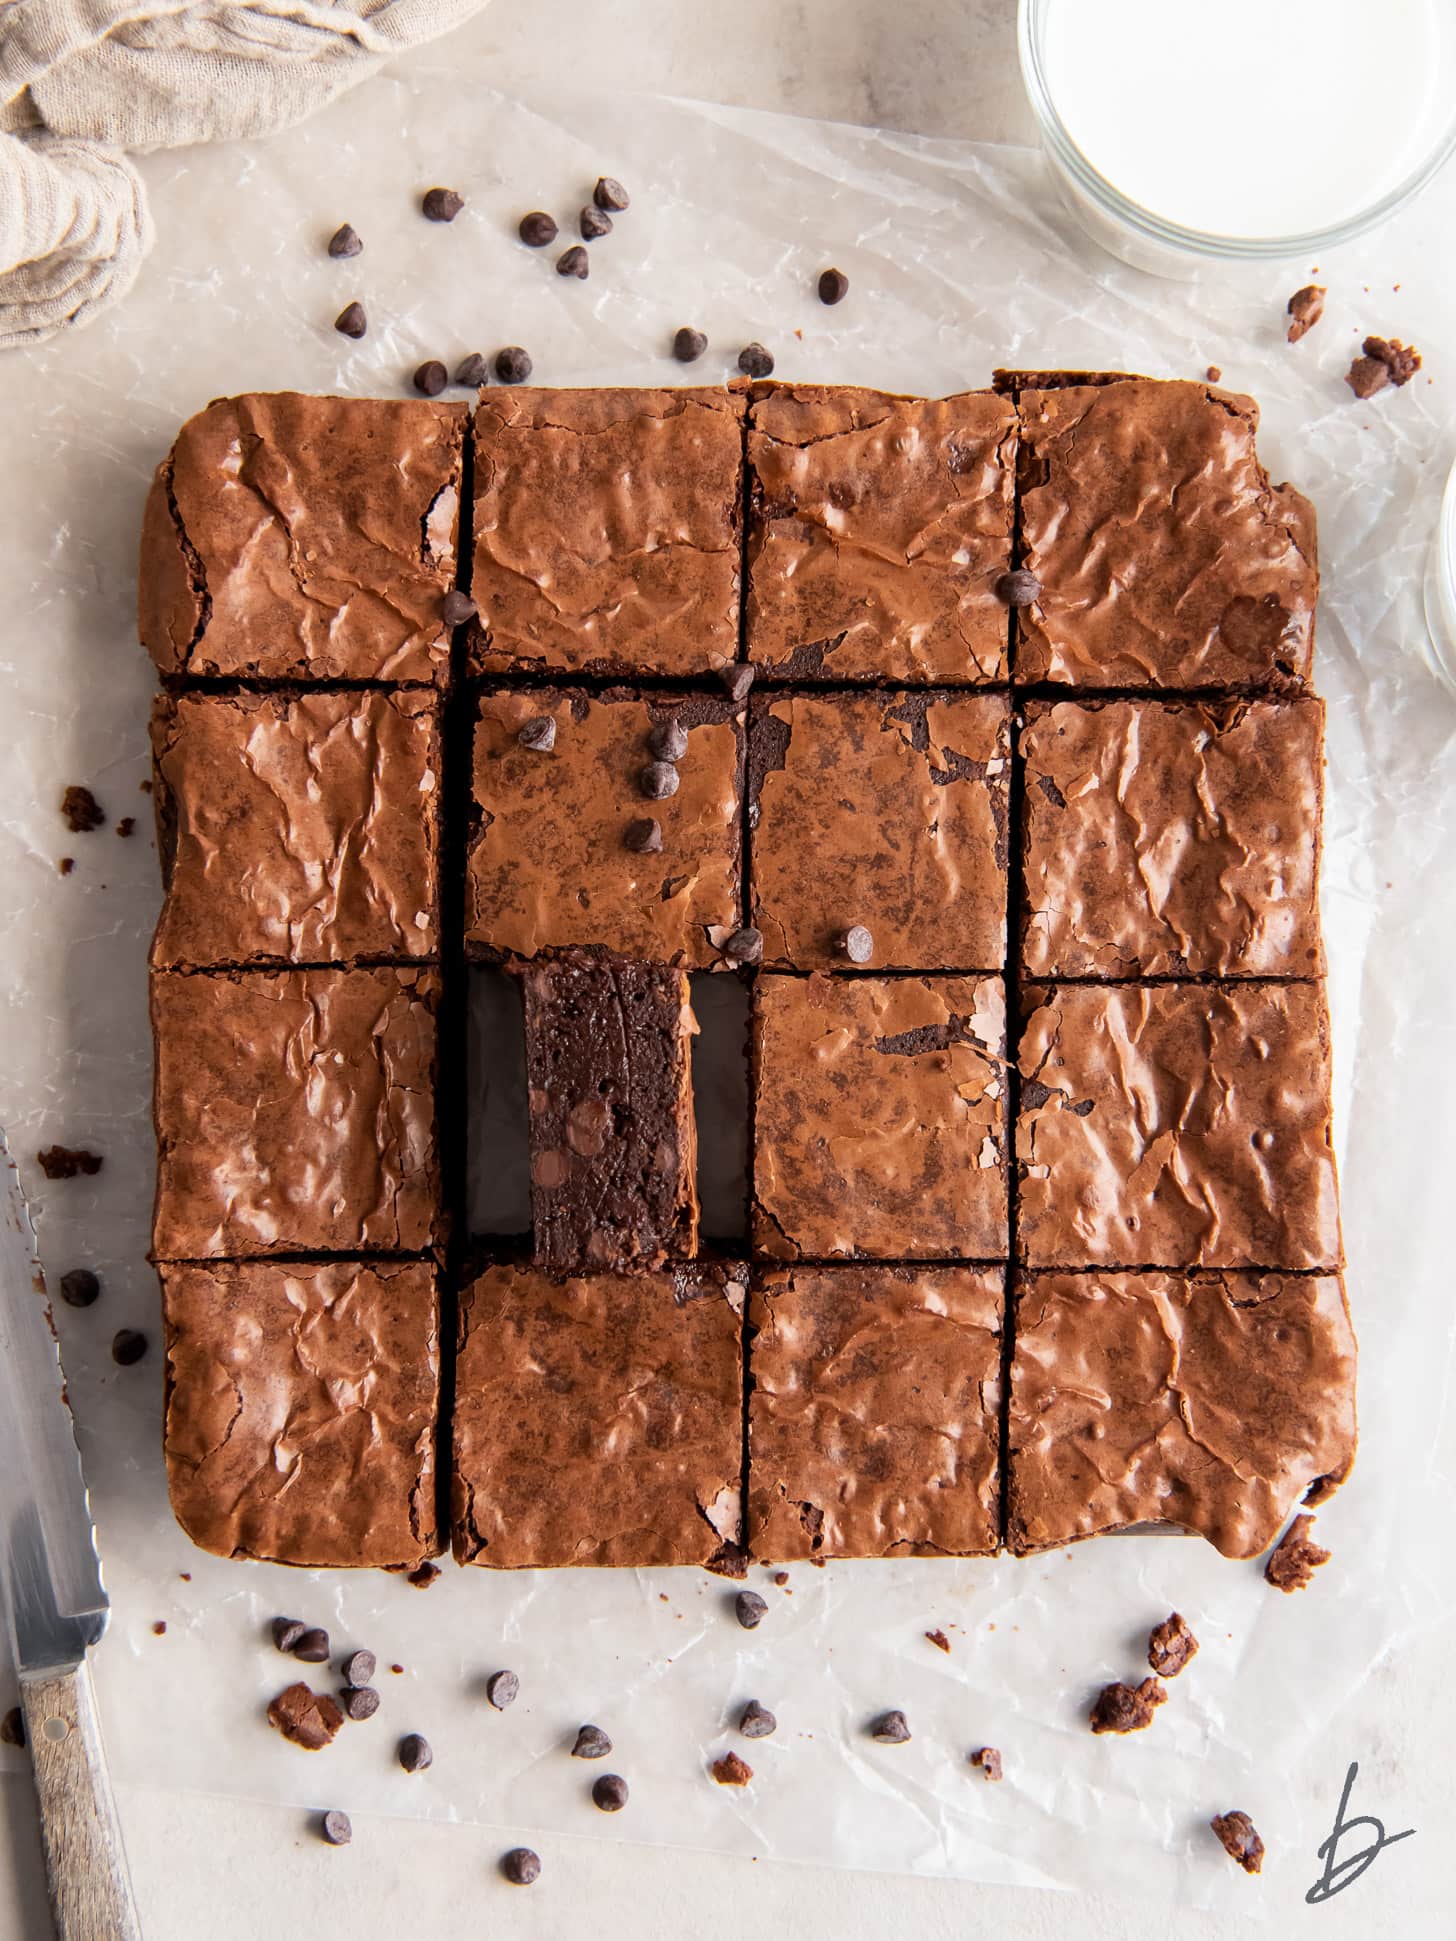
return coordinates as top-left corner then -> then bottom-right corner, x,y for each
818,267 -> 849,305
340,1686 -> 380,1722
580,204 -> 613,240
500,1847 -> 541,1885
111,1329 -> 146,1367
556,245 -> 590,280
271,1617 -> 306,1653
592,1773 -> 629,1812
397,1732 -> 433,1773
59,1268 -> 100,1308
494,346 -> 533,385
624,818 -> 663,854
334,302 -> 367,340
640,760 -> 680,800
835,924 -> 874,965
734,1590 -> 768,1630
412,360 -> 448,397
870,1710 -> 911,1744
454,352 -> 489,388
738,342 -> 774,378
442,589 -> 478,626
518,211 -> 558,247
648,718 -> 689,762
722,927 -> 763,966
486,1670 -> 520,1711
1,1707 -> 25,1748
293,1627 -> 331,1664
320,1810 -> 352,1846
572,1724 -> 612,1759
970,1746 -> 1003,1782
710,1751 -> 753,1786
673,327 -> 708,362
594,176 -> 630,212
739,1701 -> 777,1740
422,187 -> 464,222
327,224 -> 362,259
36,1146 -> 102,1180
721,664 -> 755,704
341,1650 -> 376,1688
518,715 -> 557,753
995,568 -> 1042,607
61,785 -> 104,833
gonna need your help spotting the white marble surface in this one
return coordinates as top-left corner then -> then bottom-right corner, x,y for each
2,5 -> 1453,1937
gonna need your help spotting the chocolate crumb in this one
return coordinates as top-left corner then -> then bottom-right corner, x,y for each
341,1686 -> 380,1722
995,568 -> 1042,608
321,1809 -> 353,1846
1089,1677 -> 1167,1735
970,1746 -> 1002,1781
57,858 -> 74,876
327,224 -> 363,259
59,1268 -> 101,1308
1286,284 -> 1326,343
116,817 -> 135,838
711,1751 -> 753,1786
267,1683 -> 344,1752
1346,354 -> 1389,400
592,1773 -> 629,1812
442,589 -> 478,627
1363,333 -> 1422,385
580,204 -> 613,240
924,1628 -> 950,1654
624,817 -> 663,854
397,1732 -> 433,1773
36,1146 -> 102,1180
871,1710 -> 911,1745
518,715 -> 557,754
61,786 -> 104,833
673,327 -> 708,363
334,302 -> 367,340
572,1724 -> 612,1760
494,346 -> 533,385
151,1621 -> 167,1636
500,1847 -> 541,1885
271,1617 -> 306,1653
594,176 -> 630,212
390,1664 -> 404,1676
817,267 -> 849,305
341,1650 -> 376,1689
640,760 -> 680,800
412,360 -> 447,397
739,1700 -> 777,1739
293,1627 -> 330,1664
771,1570 -> 788,1587
836,925 -> 874,965
421,187 -> 464,223
1147,1612 -> 1199,1678
738,343 -> 774,379
1206,365 -> 1222,382
1210,1810 -> 1265,1875
518,212 -> 558,248
1,1707 -> 24,1749
406,1562 -> 441,1589
735,1590 -> 768,1629
111,1329 -> 147,1366
1265,1513 -> 1330,1593
556,245 -> 590,280
486,1670 -> 520,1711
453,353 -> 489,388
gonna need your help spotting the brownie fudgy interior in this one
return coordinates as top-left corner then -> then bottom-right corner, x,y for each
142,377 -> 1352,1571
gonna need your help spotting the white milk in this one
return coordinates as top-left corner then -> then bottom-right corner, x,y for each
1039,0 -> 1453,237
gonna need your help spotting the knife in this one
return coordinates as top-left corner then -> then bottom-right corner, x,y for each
0,1133 -> 141,1941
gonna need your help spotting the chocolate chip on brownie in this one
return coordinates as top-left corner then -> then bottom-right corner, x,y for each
518,716 -> 557,753
61,786 -> 105,833
623,817 -> 663,854
1286,284 -> 1326,343
721,664 -> 755,704
1265,1512 -> 1330,1592
995,568 -> 1042,608
648,718 -> 689,762
836,925 -> 875,965
721,927 -> 763,966
640,760 -> 680,800
1089,1677 -> 1167,1734
1147,1612 -> 1199,1678
1210,1809 -> 1265,1874
442,590 -> 479,626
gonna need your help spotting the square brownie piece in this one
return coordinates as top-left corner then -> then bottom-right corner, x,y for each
1015,380 -> 1317,688
1021,696 -> 1324,978
1007,1270 -> 1356,1558
470,387 -> 744,677
752,974 -> 1007,1259
467,688 -> 743,966
749,690 -> 1008,970
150,690 -> 441,969
161,1259 -> 439,1568
452,1261 -> 745,1569
152,966 -> 440,1258
140,393 -> 465,682
746,384 -> 1015,682
514,953 -> 699,1272
748,1264 -> 1003,1560
1017,982 -> 1340,1269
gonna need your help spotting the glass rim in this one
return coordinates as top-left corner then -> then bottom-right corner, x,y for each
1018,0 -> 1456,261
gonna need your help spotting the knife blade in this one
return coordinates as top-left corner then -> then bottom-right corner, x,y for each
0,1131 -> 141,1940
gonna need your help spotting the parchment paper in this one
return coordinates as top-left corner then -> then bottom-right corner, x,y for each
1,66 -> 1454,1922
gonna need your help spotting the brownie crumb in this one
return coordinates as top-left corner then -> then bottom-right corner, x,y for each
1,1706 -> 25,1748
115,817 -> 135,839
1210,1809 -> 1265,1875
1089,1677 -> 1167,1735
1346,354 -> 1389,400
1148,1611 -> 1199,1679
57,858 -> 74,876
500,1847 -> 541,1885
970,1746 -> 1002,1782
321,1809 -> 353,1846
1206,365 -> 1222,382
1364,334 -> 1422,385
711,1750 -> 753,1786
405,1562 -> 441,1589
771,1570 -> 788,1587
1286,284 -> 1326,343
59,1268 -> 101,1308
61,785 -> 104,833
924,1629 -> 950,1654
870,1710 -> 911,1745
36,1146 -> 103,1180
151,1621 -> 167,1636
267,1682 -> 344,1751
1265,1513 -> 1330,1592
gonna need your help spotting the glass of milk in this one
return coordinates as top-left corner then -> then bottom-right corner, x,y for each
1425,460 -> 1456,693
1020,0 -> 1456,274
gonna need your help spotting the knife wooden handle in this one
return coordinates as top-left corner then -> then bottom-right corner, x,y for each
21,1659 -> 141,1941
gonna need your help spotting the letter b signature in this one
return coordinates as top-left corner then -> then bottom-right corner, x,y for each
1306,1761 -> 1414,1904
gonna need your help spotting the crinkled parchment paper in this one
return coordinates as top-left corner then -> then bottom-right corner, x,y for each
1,66 -> 1454,1923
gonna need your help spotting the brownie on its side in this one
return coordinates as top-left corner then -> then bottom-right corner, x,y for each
748,1265 -> 1003,1560
452,1262 -> 745,1569
1021,696 -> 1324,978
467,688 -> 743,967
752,974 -> 1008,1260
1017,982 -> 1341,1270
139,393 -> 465,683
149,690 -> 441,969
470,387 -> 745,677
745,384 -> 1016,682
513,954 -> 699,1272
749,690 -> 1009,971
162,1259 -> 439,1568
151,966 -> 440,1259
1007,1270 -> 1356,1558
1015,379 -> 1317,688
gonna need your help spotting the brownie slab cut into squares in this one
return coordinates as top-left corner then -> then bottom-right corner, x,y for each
139,393 -> 465,682
149,689 -> 441,969
1007,1270 -> 1356,1558
467,688 -> 743,966
1015,379 -> 1318,688
745,384 -> 1017,682
752,974 -> 1008,1260
452,1262 -> 745,1569
470,386 -> 745,677
749,690 -> 1009,971
1017,981 -> 1341,1270
151,966 -> 441,1258
161,1259 -> 440,1568
513,953 -> 699,1272
748,1265 -> 1003,1560
1020,695 -> 1325,978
